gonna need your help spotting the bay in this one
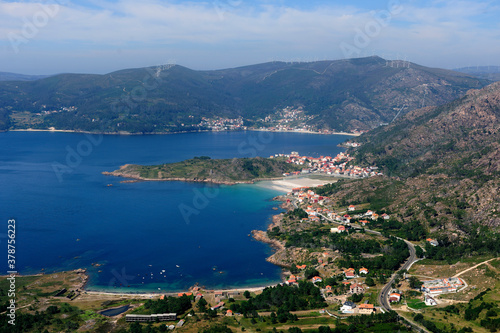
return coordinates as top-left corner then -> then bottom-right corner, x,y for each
0,130 -> 349,292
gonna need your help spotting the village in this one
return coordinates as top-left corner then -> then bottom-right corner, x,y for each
271,151 -> 382,178
188,106 -> 365,135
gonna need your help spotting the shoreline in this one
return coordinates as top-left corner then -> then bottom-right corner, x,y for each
102,167 -> 286,186
2,177 -> 329,297
8,127 -> 360,137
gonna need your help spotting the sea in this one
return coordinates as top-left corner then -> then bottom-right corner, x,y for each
0,130 -> 349,293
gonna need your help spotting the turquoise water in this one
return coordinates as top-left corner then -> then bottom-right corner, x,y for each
0,131 -> 348,292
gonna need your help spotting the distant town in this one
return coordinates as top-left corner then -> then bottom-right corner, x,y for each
189,106 -> 365,135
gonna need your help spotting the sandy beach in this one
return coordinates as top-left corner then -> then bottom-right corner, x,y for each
256,175 -> 338,193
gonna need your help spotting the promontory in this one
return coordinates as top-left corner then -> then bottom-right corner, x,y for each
103,156 -> 303,184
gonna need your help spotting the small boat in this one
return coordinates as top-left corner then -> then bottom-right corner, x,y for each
106,184 -> 113,187
176,265 -> 180,268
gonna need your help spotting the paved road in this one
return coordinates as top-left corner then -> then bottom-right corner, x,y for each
378,239 -> 417,312
314,211 -> 417,312
289,200 -> 425,331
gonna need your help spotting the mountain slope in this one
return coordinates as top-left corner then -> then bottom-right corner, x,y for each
0,72 -> 51,81
319,81 -> 500,258
0,57 -> 490,133
455,66 -> 500,82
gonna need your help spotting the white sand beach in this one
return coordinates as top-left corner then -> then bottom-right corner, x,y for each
257,176 -> 338,193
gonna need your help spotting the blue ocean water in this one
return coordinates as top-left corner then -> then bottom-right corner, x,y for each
0,131 -> 348,292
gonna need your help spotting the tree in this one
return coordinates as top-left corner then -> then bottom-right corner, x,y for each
244,290 -> 251,299
318,327 -> 332,333
409,276 -> 423,289
304,268 -> 320,280
129,322 -> 143,333
415,245 -> 425,258
197,297 -> 208,311
365,277 -> 375,287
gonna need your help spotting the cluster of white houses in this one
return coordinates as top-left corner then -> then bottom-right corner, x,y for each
287,192 -> 391,226
274,151 -> 382,178
421,277 -> 465,294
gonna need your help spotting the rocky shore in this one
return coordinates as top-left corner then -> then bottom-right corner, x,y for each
251,196 -> 302,269
103,164 -> 286,185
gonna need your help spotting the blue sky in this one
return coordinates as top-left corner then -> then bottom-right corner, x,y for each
1,0 -> 499,74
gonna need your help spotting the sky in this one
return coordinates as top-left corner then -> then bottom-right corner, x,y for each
0,0 -> 499,75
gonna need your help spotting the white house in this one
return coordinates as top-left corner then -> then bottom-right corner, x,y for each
425,294 -> 437,306
340,301 -> 356,314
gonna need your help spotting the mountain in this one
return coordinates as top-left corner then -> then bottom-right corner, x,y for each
0,72 -> 51,81
323,81 -> 500,259
0,56 -> 490,133
454,66 -> 500,82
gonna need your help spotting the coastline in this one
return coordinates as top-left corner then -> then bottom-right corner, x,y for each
102,166 -> 286,185
3,176 -> 335,297
8,127 -> 360,137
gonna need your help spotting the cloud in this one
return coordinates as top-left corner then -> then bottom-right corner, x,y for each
0,0 -> 498,74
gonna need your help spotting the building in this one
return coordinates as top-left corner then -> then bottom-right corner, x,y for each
211,301 -> 225,310
348,205 -> 356,211
341,301 -> 356,313
312,276 -> 323,284
287,274 -> 297,285
344,268 -> 356,279
359,267 -> 369,275
424,294 -> 437,306
349,283 -> 364,294
360,220 -> 370,226
421,277 -> 464,294
389,293 -> 401,302
426,238 -> 439,246
331,225 -> 346,233
125,313 -> 177,322
226,310 -> 233,316
358,304 -> 375,314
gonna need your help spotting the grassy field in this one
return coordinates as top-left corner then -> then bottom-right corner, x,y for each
406,298 -> 429,310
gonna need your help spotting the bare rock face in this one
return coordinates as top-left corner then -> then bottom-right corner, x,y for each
331,81 -> 500,236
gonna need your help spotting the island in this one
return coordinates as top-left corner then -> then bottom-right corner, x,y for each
103,156 -> 303,184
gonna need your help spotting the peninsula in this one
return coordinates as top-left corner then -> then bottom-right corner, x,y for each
103,156 -> 303,184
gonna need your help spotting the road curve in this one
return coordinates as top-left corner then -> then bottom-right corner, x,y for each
378,239 -> 417,311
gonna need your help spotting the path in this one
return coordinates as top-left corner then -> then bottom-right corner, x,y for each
452,257 -> 499,278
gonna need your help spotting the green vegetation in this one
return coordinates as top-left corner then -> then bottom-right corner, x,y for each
0,303 -> 105,333
138,294 -> 192,315
108,156 -> 302,183
0,57 -> 488,133
229,282 -> 326,315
